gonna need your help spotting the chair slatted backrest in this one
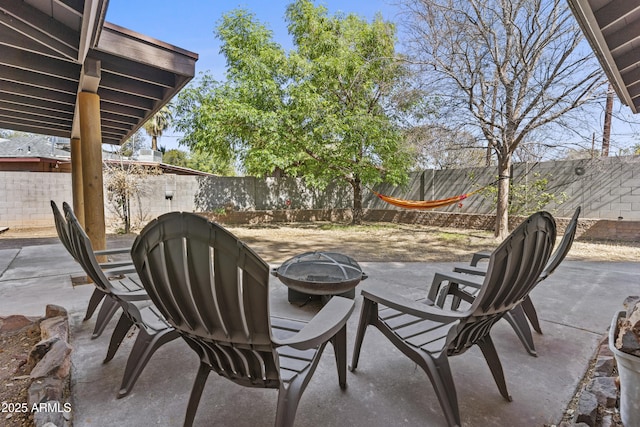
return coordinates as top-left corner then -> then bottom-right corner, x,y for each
540,206 -> 580,280
448,211 -> 556,355
51,201 -> 76,261
131,212 -> 279,387
62,202 -> 113,294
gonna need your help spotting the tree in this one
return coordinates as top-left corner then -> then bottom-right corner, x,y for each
174,0 -> 412,224
188,149 -> 235,175
143,106 -> 172,151
401,0 -> 604,237
162,149 -> 189,168
163,148 -> 235,175
119,130 -> 147,157
407,125 -> 486,169
104,162 -> 160,233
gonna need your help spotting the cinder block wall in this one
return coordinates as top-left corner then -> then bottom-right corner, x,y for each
1,156 -> 638,229
1,172 -> 72,228
364,156 -> 640,221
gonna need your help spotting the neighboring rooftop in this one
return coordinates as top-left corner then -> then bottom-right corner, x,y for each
0,135 -> 70,158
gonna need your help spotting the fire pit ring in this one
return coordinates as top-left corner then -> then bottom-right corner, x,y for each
271,251 -> 367,302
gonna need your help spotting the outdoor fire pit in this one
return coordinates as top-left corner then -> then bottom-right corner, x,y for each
271,251 -> 367,303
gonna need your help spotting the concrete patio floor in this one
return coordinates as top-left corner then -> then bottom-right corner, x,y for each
0,241 -> 637,426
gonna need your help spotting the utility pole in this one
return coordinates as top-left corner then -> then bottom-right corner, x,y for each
602,83 -> 614,157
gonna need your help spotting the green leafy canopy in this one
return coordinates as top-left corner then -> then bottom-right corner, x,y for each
173,0 -> 414,221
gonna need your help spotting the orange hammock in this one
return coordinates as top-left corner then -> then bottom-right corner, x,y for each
372,186 -> 489,210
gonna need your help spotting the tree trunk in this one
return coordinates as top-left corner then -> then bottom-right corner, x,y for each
151,136 -> 158,151
495,157 -> 511,239
124,195 -> 131,234
602,83 -> 613,157
351,178 -> 363,225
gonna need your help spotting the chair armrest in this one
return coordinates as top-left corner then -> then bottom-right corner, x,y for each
273,296 -> 354,350
362,288 -> 466,323
470,251 -> 491,266
116,290 -> 149,302
103,265 -> 137,276
452,265 -> 487,276
426,272 -> 484,305
94,247 -> 130,256
433,271 -> 484,289
99,260 -> 134,269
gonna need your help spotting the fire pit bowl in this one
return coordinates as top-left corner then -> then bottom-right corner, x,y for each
271,251 -> 367,297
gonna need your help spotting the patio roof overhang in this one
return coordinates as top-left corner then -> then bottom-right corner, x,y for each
568,0 -> 640,113
0,0 -> 198,144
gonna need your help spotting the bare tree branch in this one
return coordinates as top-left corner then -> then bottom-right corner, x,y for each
399,0 -> 604,237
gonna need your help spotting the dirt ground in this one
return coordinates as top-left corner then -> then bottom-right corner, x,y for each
1,221 -> 639,263
0,323 -> 41,427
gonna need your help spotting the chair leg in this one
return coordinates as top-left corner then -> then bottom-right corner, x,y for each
275,383 -> 302,427
504,305 -> 537,356
92,297 -> 120,339
104,313 -> 134,363
84,289 -> 105,321
349,297 -> 377,372
184,362 -> 211,427
353,304 -> 461,426
330,325 -> 348,389
477,335 -> 512,402
117,328 -> 180,398
415,353 -> 461,427
521,296 -> 542,334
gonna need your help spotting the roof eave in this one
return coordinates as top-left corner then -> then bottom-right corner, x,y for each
567,0 -> 637,113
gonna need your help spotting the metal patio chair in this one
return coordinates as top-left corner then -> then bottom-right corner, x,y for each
350,211 -> 556,427
51,200 -> 137,327
64,203 -> 179,398
429,206 -> 581,355
130,212 -> 355,427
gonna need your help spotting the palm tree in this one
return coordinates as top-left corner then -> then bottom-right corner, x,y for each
143,106 -> 172,151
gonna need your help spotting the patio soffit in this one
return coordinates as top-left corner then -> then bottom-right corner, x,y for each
0,0 -> 198,145
568,0 -> 640,113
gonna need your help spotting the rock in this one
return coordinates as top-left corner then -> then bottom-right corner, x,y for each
616,328 -> 640,355
40,316 -> 68,342
599,339 -> 614,358
600,414 -> 616,427
626,303 -> 640,330
28,377 -> 65,406
588,377 -> 618,408
622,296 -> 640,310
615,302 -> 640,356
594,356 -> 615,377
45,305 -> 67,319
576,390 -> 598,426
33,406 -> 65,427
0,314 -> 38,335
26,337 -> 59,372
30,339 -> 72,380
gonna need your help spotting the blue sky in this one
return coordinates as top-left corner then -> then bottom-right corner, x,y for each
105,1 -> 401,149
105,1 -> 639,154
